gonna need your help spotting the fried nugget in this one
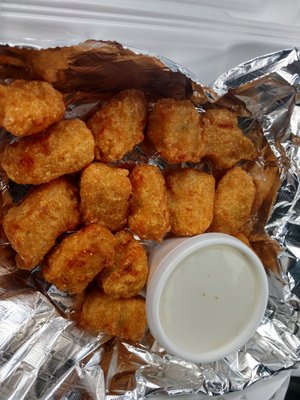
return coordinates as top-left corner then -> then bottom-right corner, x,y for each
0,80 -> 65,137
79,290 -> 146,341
87,89 -> 147,162
210,167 -> 256,235
147,98 -> 204,163
2,178 -> 80,270
2,119 -> 95,185
80,163 -> 131,232
128,165 -> 170,242
98,231 -> 148,298
166,169 -> 215,236
202,108 -> 257,169
43,224 -> 115,294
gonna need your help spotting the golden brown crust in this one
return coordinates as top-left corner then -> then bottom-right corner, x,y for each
1,119 -> 95,185
147,98 -> 204,163
128,164 -> 170,242
210,167 -> 256,235
87,89 -> 147,162
0,80 -> 65,136
43,224 -> 116,294
79,290 -> 146,341
2,177 -> 80,270
98,231 -> 148,298
80,163 -> 131,232
166,169 -> 215,236
202,108 -> 258,169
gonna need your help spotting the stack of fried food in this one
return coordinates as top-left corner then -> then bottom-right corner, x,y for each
0,80 -> 258,342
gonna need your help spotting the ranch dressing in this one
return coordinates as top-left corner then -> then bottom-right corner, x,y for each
160,244 -> 259,353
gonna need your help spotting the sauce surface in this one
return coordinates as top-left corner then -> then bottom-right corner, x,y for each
160,244 -> 258,353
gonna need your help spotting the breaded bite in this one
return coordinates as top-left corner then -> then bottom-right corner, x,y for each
210,167 -> 256,235
128,165 -> 170,242
166,169 -> 215,236
80,163 -> 131,232
79,290 -> 146,341
0,80 -> 65,136
202,108 -> 257,169
87,89 -> 147,162
98,231 -> 148,298
43,224 -> 115,294
147,98 -> 204,163
2,178 -> 80,270
2,119 -> 95,185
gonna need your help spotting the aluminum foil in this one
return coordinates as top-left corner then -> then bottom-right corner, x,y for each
0,41 -> 300,399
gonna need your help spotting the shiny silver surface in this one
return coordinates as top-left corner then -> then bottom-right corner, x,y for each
0,42 -> 299,398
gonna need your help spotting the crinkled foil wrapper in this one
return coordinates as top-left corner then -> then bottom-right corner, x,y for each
0,41 -> 300,399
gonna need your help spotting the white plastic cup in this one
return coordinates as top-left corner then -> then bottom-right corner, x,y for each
146,233 -> 268,363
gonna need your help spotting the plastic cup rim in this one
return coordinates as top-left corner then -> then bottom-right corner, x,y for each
146,233 -> 269,363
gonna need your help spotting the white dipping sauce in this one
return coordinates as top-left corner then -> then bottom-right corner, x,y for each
160,244 -> 259,353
